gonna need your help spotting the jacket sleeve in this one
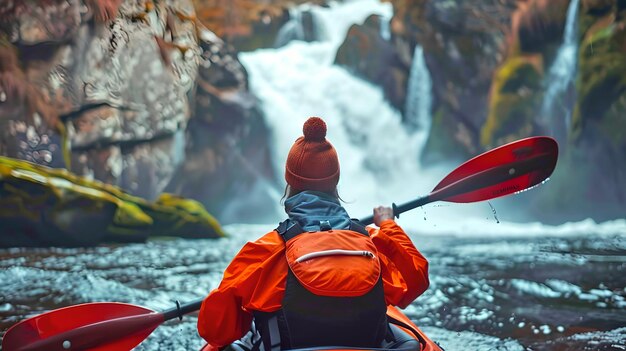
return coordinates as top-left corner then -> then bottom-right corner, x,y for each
197,231 -> 288,347
369,219 -> 429,308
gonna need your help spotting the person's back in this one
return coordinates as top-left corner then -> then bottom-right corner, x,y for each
263,189 -> 388,349
198,117 -> 429,351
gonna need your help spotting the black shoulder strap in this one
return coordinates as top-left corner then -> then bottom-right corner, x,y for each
349,219 -> 370,236
276,218 -> 368,241
275,219 -> 305,242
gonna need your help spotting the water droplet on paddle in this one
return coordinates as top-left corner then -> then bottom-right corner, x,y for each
488,201 -> 500,224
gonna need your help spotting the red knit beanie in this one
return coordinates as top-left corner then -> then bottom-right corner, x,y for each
285,117 -> 340,192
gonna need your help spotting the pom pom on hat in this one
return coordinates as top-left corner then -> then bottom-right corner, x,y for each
285,117 -> 339,192
303,117 -> 327,141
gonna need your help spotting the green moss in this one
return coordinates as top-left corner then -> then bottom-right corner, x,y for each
481,55 -> 543,147
143,193 -> 224,239
574,21 -> 626,137
0,156 -> 224,246
422,107 -> 471,164
599,94 -> 626,145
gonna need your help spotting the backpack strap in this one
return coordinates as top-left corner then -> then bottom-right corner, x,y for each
276,218 -> 369,241
349,219 -> 370,236
275,219 -> 305,242
252,312 -> 282,351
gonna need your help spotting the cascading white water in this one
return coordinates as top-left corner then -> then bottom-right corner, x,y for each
240,0 -> 525,228
239,0 -> 624,234
240,0 -> 430,219
404,45 -> 433,161
540,0 -> 580,139
274,7 -> 305,48
274,3 -> 331,48
379,14 -> 391,41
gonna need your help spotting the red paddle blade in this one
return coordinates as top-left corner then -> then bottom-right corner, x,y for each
3,302 -> 162,351
430,136 -> 558,203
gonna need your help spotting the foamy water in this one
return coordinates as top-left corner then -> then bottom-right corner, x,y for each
1,225 -> 624,350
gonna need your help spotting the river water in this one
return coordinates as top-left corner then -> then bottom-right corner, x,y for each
1,221 -> 625,350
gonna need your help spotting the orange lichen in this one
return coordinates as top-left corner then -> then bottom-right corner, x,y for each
85,0 -> 123,23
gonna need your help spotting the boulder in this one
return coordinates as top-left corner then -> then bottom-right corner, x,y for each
386,0 -> 520,162
491,0 -> 626,222
481,55 -> 544,148
0,0 -> 200,201
164,26 -> 279,224
0,156 -> 223,248
563,4 -> 626,221
335,14 -> 408,115
192,0 -> 327,52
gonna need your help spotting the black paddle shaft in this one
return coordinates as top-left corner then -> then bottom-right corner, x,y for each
162,298 -> 204,321
358,195 -> 431,226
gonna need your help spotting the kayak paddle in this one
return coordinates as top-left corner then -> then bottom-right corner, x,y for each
2,136 -> 558,351
359,136 -> 558,225
2,298 -> 204,351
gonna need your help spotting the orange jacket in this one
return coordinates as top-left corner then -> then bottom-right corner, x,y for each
197,219 -> 429,347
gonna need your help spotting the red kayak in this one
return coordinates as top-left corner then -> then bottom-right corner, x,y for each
199,306 -> 444,351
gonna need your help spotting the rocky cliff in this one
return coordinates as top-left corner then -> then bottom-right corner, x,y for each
0,0 -> 276,228
334,0 -> 625,222
2,0 -> 624,226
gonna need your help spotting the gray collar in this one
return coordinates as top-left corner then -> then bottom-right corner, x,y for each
284,191 -> 351,231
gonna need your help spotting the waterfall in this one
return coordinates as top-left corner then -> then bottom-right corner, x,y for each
274,7 -> 306,48
404,45 -> 433,161
540,0 -> 580,140
240,0 -> 431,218
380,14 -> 391,41
274,4 -> 329,48
238,0 -> 613,235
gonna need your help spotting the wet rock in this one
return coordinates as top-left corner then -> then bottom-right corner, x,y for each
335,15 -> 408,115
1,0 -> 200,200
166,25 -> 278,224
480,55 -> 543,148
560,3 -> 626,221
488,1 -> 626,223
513,0 -> 570,56
0,155 -> 224,248
0,38 -> 66,168
0,0 -> 83,45
386,0 -> 520,162
0,117 -> 67,170
273,8 -> 318,48
192,0 -> 324,51
1,0 -> 282,227
480,0 -> 572,147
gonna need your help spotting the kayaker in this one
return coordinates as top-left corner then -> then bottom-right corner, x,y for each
198,117 -> 430,351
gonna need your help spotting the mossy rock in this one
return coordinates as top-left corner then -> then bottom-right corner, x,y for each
0,157 -> 151,247
139,193 -> 224,240
573,16 -> 626,140
481,55 -> 543,148
513,0 -> 570,55
0,156 -> 224,247
422,106 -> 474,165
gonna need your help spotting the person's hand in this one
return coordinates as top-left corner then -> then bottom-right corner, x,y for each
373,206 -> 394,226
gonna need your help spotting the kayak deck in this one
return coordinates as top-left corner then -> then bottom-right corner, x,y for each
199,306 -> 443,351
